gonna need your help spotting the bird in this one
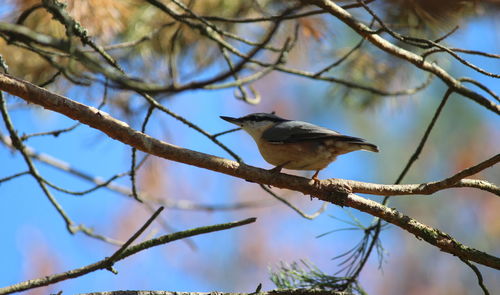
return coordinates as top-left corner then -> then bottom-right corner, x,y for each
220,112 -> 379,182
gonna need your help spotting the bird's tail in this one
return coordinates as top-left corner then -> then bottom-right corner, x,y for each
352,142 -> 379,153
328,135 -> 379,153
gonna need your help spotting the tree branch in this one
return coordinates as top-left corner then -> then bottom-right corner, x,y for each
299,0 -> 500,114
79,290 -> 353,295
1,73 -> 499,270
0,217 -> 256,295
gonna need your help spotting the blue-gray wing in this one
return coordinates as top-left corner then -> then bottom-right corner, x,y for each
262,121 -> 365,143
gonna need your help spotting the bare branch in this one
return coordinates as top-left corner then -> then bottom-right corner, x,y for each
106,207 -> 164,269
260,184 -> 328,220
0,92 -> 75,232
0,171 -> 30,183
299,0 -> 500,114
313,19 -> 371,77
0,132 -> 262,212
460,78 -> 500,102
78,290 -> 353,295
176,0 -> 376,24
0,215 -> 256,295
1,73 -> 498,269
424,154 -> 500,192
423,47 -> 500,60
460,258 -> 491,295
454,179 -> 499,195
355,0 -> 499,79
394,89 -> 452,184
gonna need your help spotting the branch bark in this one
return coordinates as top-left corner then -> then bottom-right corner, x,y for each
78,290 -> 352,295
1,73 -> 499,270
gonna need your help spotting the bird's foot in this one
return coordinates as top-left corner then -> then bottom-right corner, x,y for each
311,170 -> 321,185
309,170 -> 322,200
266,162 -> 290,188
268,166 -> 283,173
269,161 -> 291,174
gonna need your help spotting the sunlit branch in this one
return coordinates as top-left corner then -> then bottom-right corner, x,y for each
460,78 -> 499,103
356,0 -> 499,80
300,0 -> 500,114
0,21 -> 281,94
178,0 -> 376,24
423,47 -> 500,59
1,73 -> 498,269
42,0 -> 123,71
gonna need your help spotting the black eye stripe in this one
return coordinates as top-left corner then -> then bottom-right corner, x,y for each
242,113 -> 287,122
247,115 -> 267,121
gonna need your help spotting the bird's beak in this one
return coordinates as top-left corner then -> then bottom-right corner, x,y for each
220,116 -> 242,125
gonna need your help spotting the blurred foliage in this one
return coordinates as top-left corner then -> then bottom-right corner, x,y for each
2,0 -> 273,83
324,0 -> 499,109
2,0 -> 499,86
383,0 -> 499,35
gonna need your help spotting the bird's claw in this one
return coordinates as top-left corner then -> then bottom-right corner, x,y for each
311,170 -> 321,185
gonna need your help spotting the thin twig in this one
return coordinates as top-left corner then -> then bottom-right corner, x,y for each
397,89 -> 453,184
130,105 -> 155,203
314,18 -> 375,77
178,0 -> 375,24
0,212 -> 255,295
106,206 -> 164,271
0,171 -> 30,183
354,0 -> 500,78
423,48 -> 500,59
0,132 -> 265,211
460,78 -> 499,102
0,91 -> 74,230
345,88 -> 453,285
299,0 -> 499,113
260,184 -> 328,220
433,26 -> 460,43
426,154 -> 499,191
212,127 -> 241,138
460,258 -> 490,295
20,122 -> 79,141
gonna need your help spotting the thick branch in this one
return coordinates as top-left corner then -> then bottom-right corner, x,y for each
0,73 -> 499,270
79,291 -> 352,295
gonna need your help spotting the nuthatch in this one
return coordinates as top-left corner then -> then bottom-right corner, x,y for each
220,113 -> 379,182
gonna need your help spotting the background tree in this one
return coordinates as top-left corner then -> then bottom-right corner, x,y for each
0,1 -> 498,294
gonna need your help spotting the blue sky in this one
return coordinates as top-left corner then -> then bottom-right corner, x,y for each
1,5 -> 499,295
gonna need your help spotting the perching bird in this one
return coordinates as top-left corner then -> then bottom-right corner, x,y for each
220,112 -> 379,182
